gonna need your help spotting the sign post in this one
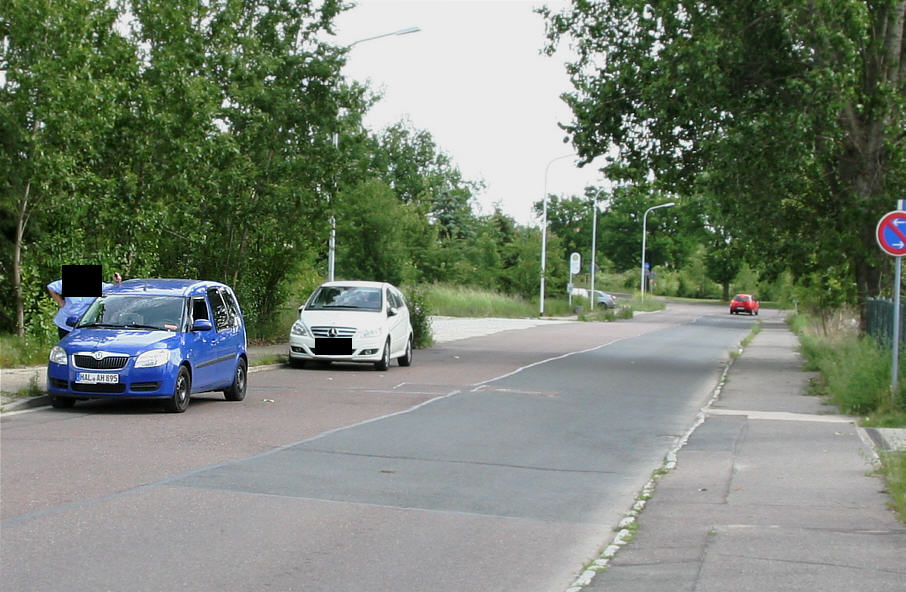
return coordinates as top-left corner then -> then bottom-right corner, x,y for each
876,207 -> 906,399
569,252 -> 581,306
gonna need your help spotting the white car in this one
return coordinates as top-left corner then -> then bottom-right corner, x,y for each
289,281 -> 413,370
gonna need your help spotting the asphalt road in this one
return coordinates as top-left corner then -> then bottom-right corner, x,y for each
0,302 -> 757,592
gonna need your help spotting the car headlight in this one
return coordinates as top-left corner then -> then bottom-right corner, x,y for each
135,349 -> 171,368
291,320 -> 310,337
358,326 -> 383,338
49,345 -> 68,365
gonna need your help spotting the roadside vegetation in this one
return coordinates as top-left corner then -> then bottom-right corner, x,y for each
789,312 -> 906,426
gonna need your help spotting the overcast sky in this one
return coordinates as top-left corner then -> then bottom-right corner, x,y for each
331,0 -> 604,225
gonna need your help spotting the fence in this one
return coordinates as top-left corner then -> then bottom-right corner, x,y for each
864,298 -> 906,347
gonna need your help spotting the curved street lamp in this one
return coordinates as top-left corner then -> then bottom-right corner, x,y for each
327,26 -> 421,281
640,202 -> 675,298
539,153 -> 576,315
348,26 -> 422,47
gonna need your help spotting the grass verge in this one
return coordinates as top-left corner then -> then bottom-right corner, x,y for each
0,334 -> 55,368
878,451 -> 906,523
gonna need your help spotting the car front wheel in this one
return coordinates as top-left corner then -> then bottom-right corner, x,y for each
375,338 -> 391,371
50,395 -> 76,409
398,335 -> 413,367
165,366 -> 191,413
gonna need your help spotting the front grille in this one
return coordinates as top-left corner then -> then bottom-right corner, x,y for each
72,383 -> 126,394
310,326 -> 356,338
74,354 -> 129,370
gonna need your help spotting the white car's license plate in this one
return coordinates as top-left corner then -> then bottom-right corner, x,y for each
76,372 -> 119,384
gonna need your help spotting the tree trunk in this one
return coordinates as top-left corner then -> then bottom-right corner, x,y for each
842,2 -> 905,331
14,181 -> 31,338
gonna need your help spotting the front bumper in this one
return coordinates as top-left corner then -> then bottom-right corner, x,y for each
47,361 -> 178,399
288,334 -> 384,364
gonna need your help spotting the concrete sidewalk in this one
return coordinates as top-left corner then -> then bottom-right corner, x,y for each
573,316 -> 906,592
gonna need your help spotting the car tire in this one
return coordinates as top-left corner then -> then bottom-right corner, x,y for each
165,366 -> 191,413
398,335 -> 413,367
50,395 -> 76,409
375,339 -> 391,371
223,358 -> 247,401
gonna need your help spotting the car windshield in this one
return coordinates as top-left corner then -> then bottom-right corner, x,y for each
306,286 -> 382,312
77,295 -> 185,331
735,295 -> 751,302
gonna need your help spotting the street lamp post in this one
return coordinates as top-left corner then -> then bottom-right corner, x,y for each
328,26 -> 421,281
640,202 -> 675,298
589,186 -> 607,312
539,153 -> 575,316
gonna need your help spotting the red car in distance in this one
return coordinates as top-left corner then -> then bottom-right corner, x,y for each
730,293 -> 759,315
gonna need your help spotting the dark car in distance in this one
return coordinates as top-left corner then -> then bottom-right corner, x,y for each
47,279 -> 248,412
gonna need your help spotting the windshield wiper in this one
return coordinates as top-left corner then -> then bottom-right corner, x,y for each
78,322 -> 123,329
123,324 -> 165,331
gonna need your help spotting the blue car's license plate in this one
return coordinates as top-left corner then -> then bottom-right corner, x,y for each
76,372 -> 119,384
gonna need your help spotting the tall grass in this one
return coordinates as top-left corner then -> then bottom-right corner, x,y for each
791,312 -> 905,421
879,451 -> 906,523
423,284 -> 538,318
0,334 -> 55,368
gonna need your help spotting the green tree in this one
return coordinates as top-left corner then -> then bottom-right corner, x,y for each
334,179 -> 431,285
371,121 -> 482,240
533,194 -> 595,262
1,0 -> 139,336
542,0 -> 906,320
592,184 -> 700,273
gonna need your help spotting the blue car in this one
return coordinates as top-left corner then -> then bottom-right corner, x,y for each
47,279 -> 248,413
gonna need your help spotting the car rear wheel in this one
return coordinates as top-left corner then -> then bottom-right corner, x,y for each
375,339 -> 391,371
165,366 -> 191,413
398,335 -> 413,367
223,358 -> 247,401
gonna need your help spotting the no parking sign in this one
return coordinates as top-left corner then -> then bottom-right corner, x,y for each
876,206 -> 906,398
877,210 -> 906,256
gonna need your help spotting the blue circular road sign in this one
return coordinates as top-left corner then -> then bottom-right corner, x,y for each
877,211 -> 906,256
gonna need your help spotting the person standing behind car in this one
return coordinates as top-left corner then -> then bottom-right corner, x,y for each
47,272 -> 122,339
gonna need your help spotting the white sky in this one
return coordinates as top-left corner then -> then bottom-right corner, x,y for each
331,0 -> 604,225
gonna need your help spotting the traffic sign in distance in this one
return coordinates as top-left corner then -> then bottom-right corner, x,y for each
570,252 -> 581,274
877,211 -> 906,256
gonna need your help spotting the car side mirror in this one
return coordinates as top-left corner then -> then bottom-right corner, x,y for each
192,319 -> 213,331
298,304 -> 305,312
66,316 -> 79,327
388,306 -> 398,317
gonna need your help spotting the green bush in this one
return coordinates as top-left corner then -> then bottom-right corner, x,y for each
791,312 -> 904,418
404,285 -> 434,349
